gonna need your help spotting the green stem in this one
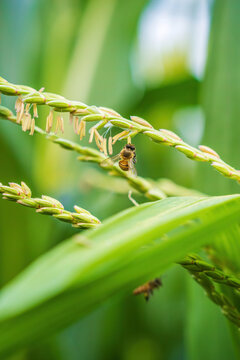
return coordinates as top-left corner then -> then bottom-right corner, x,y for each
179,254 -> 240,327
0,104 -> 166,201
1,76 -> 240,183
0,181 -> 100,229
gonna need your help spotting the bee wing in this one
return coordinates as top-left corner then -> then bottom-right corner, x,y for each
129,158 -> 137,177
100,154 -> 121,167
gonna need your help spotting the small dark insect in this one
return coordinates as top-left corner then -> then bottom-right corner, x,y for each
101,143 -> 137,176
133,278 -> 162,301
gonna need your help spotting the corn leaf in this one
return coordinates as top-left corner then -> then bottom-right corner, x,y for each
0,195 -> 240,356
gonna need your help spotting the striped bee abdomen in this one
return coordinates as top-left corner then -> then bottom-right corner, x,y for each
119,159 -> 129,171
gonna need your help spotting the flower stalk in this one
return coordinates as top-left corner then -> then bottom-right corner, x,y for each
1,76 -> 240,183
0,181 -> 100,229
178,254 -> 240,327
0,105 -> 166,201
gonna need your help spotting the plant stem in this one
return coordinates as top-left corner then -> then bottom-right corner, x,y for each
0,181 -> 100,229
0,105 -> 166,201
179,254 -> 240,327
1,76 -> 240,183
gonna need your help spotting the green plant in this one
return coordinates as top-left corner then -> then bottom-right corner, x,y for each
1,77 -> 240,182
1,75 -> 240,357
0,181 -> 100,229
1,194 -> 240,356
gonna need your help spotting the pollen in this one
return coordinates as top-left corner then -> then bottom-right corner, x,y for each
25,103 -> 31,113
56,115 -> 64,134
102,138 -> 107,156
94,128 -> 103,152
29,118 -> 35,136
15,98 -> 24,124
74,116 -> 79,134
69,112 -> 74,125
112,130 -> 130,144
22,113 -> 31,132
89,127 -> 95,143
78,120 -> 86,140
46,110 -> 53,133
108,136 -> 113,155
33,103 -> 38,118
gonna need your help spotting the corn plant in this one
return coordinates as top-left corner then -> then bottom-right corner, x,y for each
1,73 -> 240,357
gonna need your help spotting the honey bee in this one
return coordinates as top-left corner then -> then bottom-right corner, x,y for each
101,143 -> 137,176
133,278 -> 162,301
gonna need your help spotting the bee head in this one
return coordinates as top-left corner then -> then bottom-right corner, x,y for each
154,278 -> 162,287
125,144 -> 135,151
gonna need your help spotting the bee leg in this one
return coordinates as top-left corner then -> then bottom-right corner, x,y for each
144,292 -> 150,302
128,190 -> 139,207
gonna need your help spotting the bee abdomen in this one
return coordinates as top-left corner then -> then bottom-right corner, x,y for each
119,160 -> 129,171
133,285 -> 149,295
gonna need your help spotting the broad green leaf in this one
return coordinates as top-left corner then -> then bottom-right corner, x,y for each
0,195 -> 240,356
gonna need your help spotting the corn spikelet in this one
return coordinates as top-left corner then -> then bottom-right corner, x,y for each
89,127 -> 95,143
45,110 -> 53,133
80,120 -> 86,140
33,103 -> 38,118
160,129 -> 182,141
22,113 -> 31,132
69,112 -> 73,124
29,118 -> 35,135
57,115 -> 64,134
94,129 -> 103,151
108,136 -> 113,155
102,138 -> 107,156
16,100 -> 24,124
130,115 -> 152,128
112,130 -> 130,144
74,116 -> 79,134
199,145 -> 220,158
25,103 -> 31,113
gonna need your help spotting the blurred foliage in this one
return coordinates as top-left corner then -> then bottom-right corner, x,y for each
191,0 -> 240,358
0,0 -> 240,359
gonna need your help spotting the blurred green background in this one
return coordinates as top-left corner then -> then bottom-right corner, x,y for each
0,0 -> 240,359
